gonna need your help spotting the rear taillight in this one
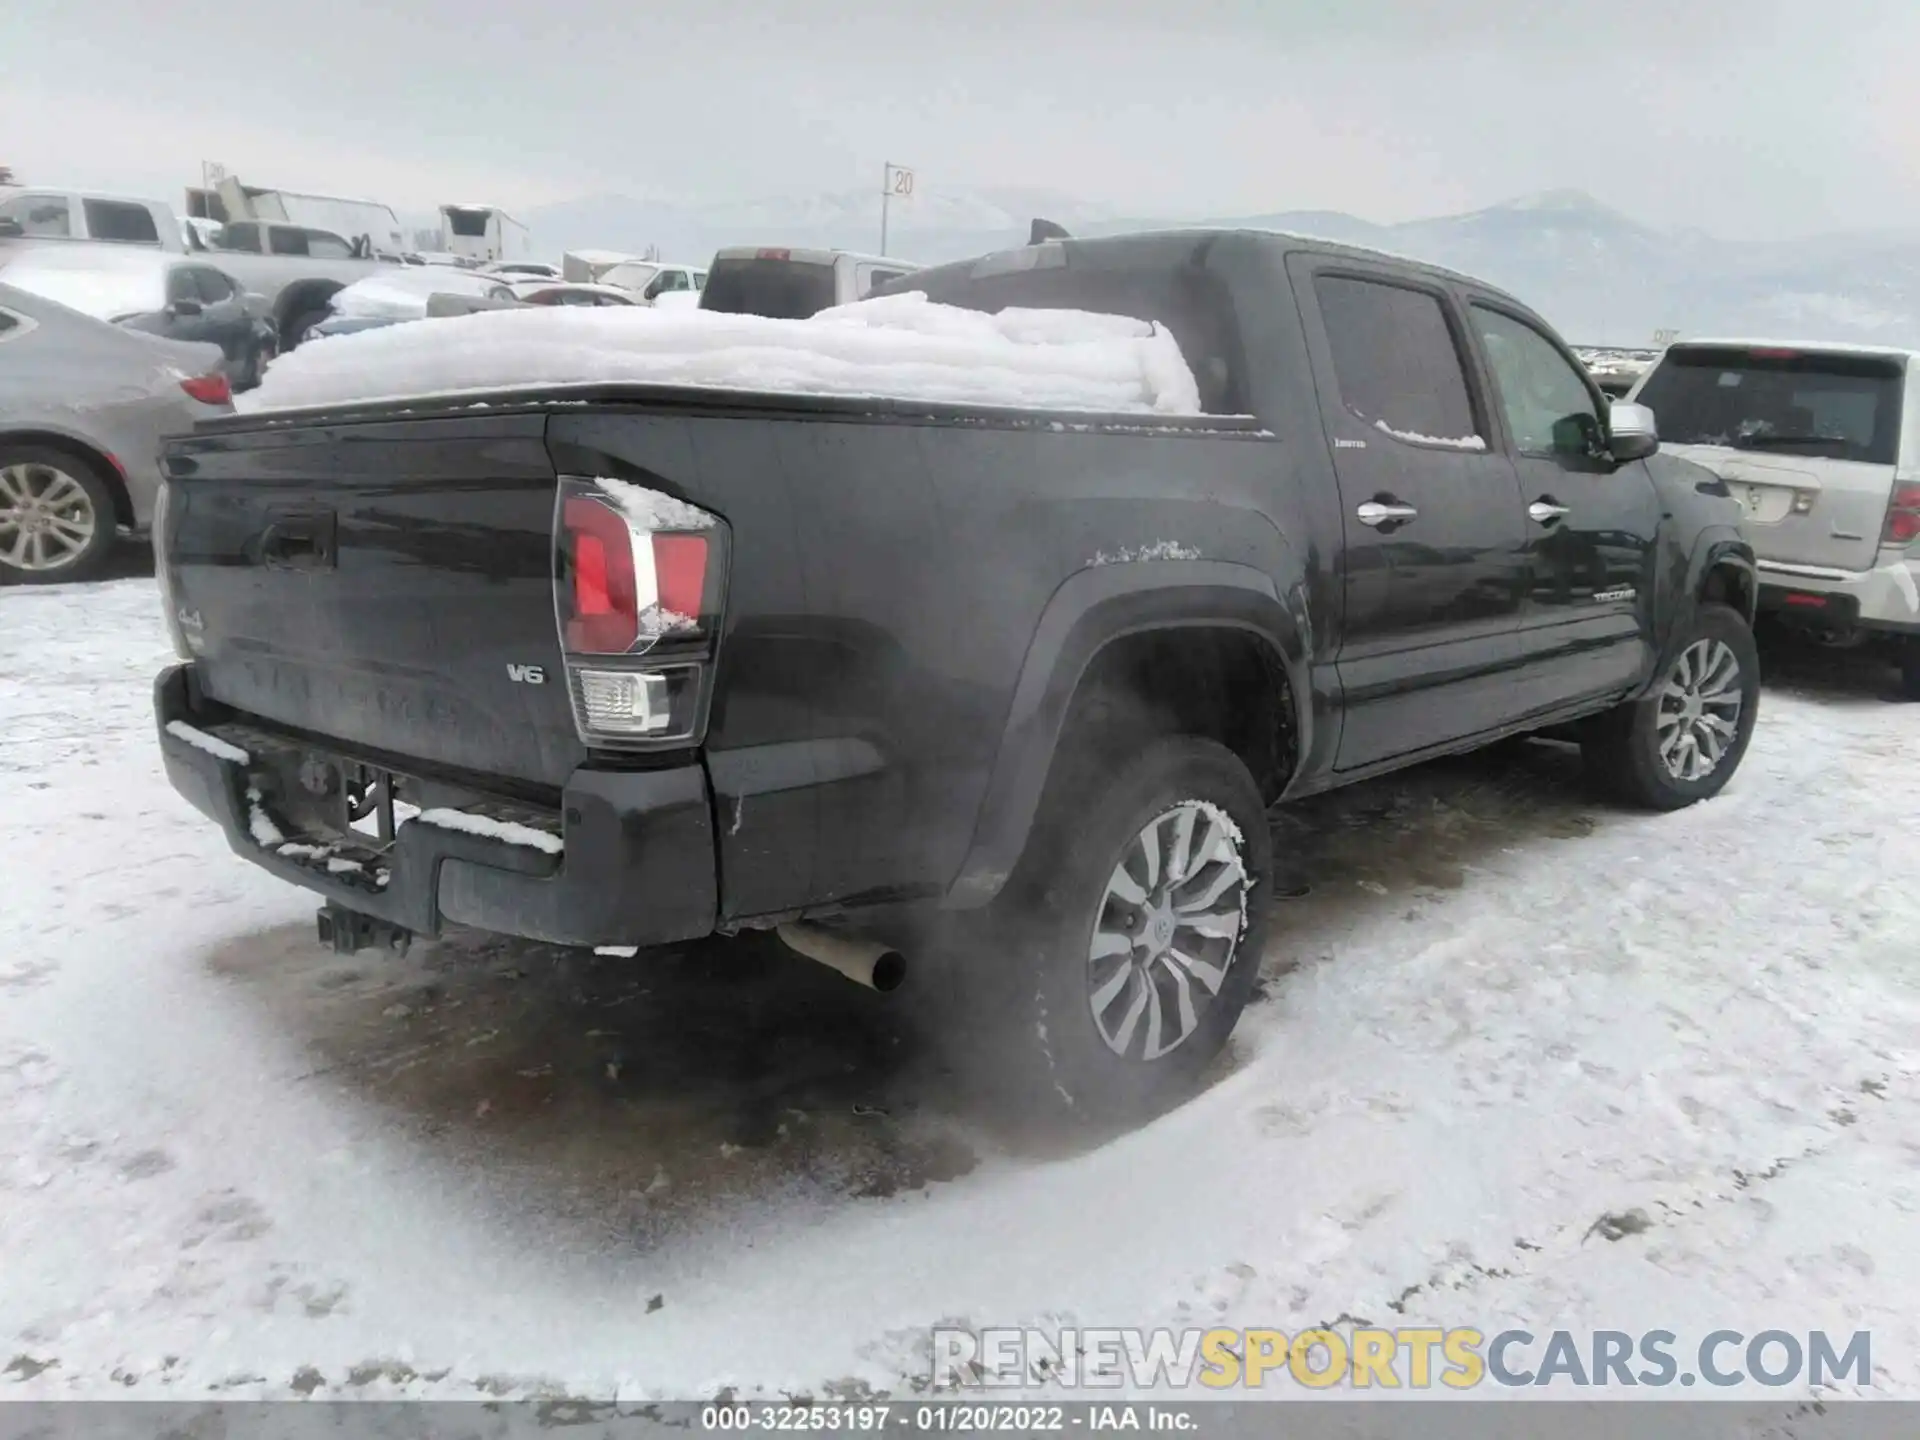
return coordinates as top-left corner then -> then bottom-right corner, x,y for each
180,372 -> 231,406
1883,483 -> 1920,547
554,477 -> 727,749
756,248 -> 792,261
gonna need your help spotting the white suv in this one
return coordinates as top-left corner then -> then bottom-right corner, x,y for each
1630,340 -> 1920,696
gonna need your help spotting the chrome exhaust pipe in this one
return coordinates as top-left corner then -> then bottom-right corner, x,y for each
777,922 -> 906,993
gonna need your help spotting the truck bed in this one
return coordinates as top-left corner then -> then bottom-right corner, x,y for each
163,384 -> 1276,927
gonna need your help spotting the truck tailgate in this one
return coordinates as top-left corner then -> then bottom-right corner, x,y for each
164,412 -> 587,791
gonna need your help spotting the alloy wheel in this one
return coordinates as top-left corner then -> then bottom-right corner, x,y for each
1088,800 -> 1249,1061
1655,638 -> 1744,782
0,463 -> 97,574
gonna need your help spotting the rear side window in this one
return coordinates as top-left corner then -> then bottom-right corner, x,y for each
83,199 -> 160,245
268,228 -> 310,256
220,222 -> 262,253
165,267 -> 199,304
701,258 -> 839,320
1635,347 -> 1904,465
1315,276 -> 1479,445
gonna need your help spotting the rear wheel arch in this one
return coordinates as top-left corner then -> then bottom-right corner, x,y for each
0,431 -> 131,530
945,560 -> 1310,909
1699,552 -> 1758,626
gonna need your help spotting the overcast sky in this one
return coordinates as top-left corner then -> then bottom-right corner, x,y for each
7,0 -> 1917,238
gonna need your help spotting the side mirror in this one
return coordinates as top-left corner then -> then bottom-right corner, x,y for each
1608,400 -> 1660,462
169,298 -> 204,318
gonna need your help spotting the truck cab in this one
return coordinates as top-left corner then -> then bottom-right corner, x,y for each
0,187 -> 184,253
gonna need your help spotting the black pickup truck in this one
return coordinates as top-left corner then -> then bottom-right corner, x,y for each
153,229 -> 1759,1122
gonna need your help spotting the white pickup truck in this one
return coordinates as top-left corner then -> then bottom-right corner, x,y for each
0,187 -> 389,349
1631,339 -> 1920,696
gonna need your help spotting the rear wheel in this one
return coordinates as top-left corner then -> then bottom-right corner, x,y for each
282,308 -> 331,351
1897,646 -> 1920,702
0,446 -> 118,585
951,736 -> 1273,1127
1583,602 -> 1760,809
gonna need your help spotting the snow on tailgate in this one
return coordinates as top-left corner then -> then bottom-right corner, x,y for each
239,291 -> 1205,416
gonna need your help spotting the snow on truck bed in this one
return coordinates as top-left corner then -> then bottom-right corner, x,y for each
237,292 -> 1206,417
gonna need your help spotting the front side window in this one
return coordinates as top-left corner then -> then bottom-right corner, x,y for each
1314,275 -> 1482,447
220,223 -> 262,253
305,231 -> 352,259
1471,306 -> 1600,455
267,227 -> 310,256
0,193 -> 72,238
165,267 -> 200,305
194,269 -> 237,303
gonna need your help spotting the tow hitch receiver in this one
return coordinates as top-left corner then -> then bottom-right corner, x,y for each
316,903 -> 413,957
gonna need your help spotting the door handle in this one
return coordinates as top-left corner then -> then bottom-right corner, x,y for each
1356,500 -> 1418,528
1528,499 -> 1571,525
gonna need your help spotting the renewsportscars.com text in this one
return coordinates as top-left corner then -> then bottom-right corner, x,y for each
932,1326 -> 1872,1391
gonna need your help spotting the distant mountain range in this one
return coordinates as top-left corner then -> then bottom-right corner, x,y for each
521,187 -> 1920,348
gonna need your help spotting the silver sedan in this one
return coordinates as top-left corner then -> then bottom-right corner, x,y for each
0,281 -> 232,584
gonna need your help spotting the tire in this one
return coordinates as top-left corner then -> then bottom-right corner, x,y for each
948,735 -> 1274,1128
1582,602 -> 1760,810
282,308 -> 330,351
1898,649 -> 1920,702
0,445 -> 119,585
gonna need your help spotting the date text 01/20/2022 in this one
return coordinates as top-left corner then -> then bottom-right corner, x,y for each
699,1404 -> 1195,1431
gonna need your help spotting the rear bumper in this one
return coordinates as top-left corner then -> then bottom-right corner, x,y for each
155,665 -> 717,948
1756,554 -> 1920,637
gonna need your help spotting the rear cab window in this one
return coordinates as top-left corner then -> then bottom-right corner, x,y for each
1636,346 -> 1905,464
1313,274 -> 1483,447
82,199 -> 161,245
891,248 -> 1250,414
701,255 -> 840,320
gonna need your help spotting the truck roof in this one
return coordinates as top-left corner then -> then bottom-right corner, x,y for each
900,227 -> 1523,307
710,246 -> 910,268
3,183 -> 172,209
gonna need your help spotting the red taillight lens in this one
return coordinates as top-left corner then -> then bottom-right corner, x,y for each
1884,484 -> 1920,546
180,372 -> 231,406
563,495 -> 638,653
756,248 -> 792,261
653,534 -> 708,618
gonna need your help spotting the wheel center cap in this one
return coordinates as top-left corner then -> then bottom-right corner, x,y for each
1141,903 -> 1177,953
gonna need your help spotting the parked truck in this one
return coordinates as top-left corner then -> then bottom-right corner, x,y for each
439,204 -> 532,266
152,228 -> 1760,1123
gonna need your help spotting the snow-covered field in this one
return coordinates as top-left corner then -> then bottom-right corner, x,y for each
2,576 -> 1916,1402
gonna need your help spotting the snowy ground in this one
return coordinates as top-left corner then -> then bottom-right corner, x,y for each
2,572 -> 1916,1403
